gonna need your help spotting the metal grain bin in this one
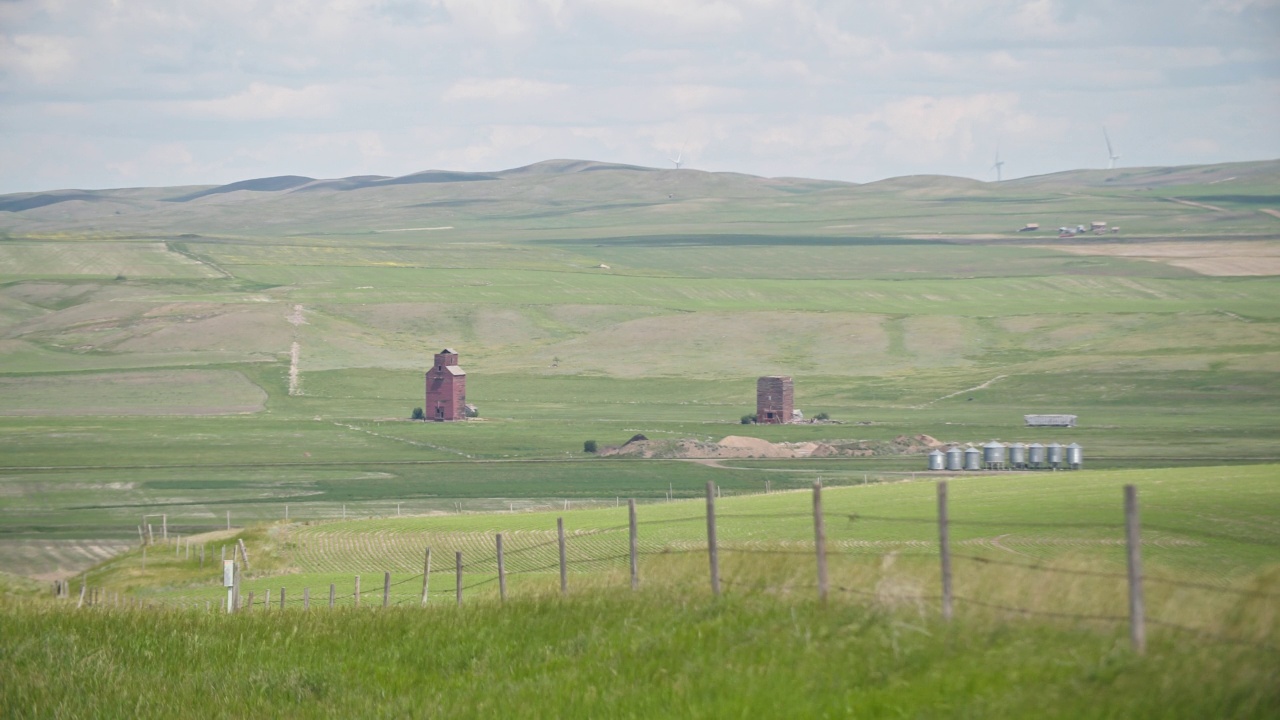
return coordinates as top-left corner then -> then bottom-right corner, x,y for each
964,446 -> 982,471
983,441 -> 1006,469
1047,442 -> 1064,468
1027,442 -> 1045,467
1066,443 -> 1083,469
1008,442 -> 1027,468
928,449 -> 945,470
945,446 -> 964,471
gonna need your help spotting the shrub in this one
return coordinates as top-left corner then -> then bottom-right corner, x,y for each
815,412 -> 830,421
741,414 -> 757,425
583,440 -> 598,453
411,407 -> 425,420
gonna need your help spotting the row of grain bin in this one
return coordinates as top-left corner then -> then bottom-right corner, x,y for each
927,442 -> 1082,471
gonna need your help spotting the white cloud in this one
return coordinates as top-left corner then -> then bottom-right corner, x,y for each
0,34 -> 77,83
443,77 -> 569,102
176,83 -> 336,120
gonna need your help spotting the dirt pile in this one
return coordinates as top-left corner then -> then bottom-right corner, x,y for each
598,434 -> 943,459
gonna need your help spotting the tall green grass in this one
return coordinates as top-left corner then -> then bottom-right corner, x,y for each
2,587 -> 1275,719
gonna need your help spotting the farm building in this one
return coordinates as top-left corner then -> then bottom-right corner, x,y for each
756,376 -> 794,424
425,349 -> 467,421
1024,414 -> 1077,427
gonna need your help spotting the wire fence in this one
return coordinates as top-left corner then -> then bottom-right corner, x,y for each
62,481 -> 1279,656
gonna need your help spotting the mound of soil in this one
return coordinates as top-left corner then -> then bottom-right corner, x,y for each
598,434 -> 944,459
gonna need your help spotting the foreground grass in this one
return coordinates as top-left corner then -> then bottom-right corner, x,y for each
2,589 -> 1276,719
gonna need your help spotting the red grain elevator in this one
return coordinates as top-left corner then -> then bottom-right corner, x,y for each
756,375 -> 793,424
425,348 -> 467,421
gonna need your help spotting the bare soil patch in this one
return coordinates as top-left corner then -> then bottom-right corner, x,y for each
599,434 -> 944,459
1031,241 -> 1280,276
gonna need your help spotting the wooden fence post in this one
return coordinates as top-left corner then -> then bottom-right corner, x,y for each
629,499 -> 639,591
383,572 -> 391,608
77,582 -> 86,609
162,514 -> 167,541
557,518 -> 568,596
354,576 -> 360,607
303,587 -> 310,610
200,543 -> 204,568
422,547 -> 432,605
226,510 -> 230,530
231,562 -> 240,613
1125,484 -> 1146,654
238,539 -> 251,571
329,584 -> 335,610
456,551 -> 463,606
147,524 -> 153,544
246,591 -> 254,611
706,480 -> 720,597
280,587 -> 286,610
938,480 -> 953,621
813,480 -> 828,603
496,534 -> 507,602
265,588 -> 271,609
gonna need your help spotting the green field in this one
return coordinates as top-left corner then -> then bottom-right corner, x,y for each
4,464 -> 1276,719
0,159 -> 1278,581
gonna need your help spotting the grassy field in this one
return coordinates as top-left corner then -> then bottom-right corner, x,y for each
3,464 -> 1277,719
0,159 -> 1277,580
2,593 -> 1276,719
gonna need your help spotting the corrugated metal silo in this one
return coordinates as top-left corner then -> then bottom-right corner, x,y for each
945,446 -> 964,471
1027,442 -> 1045,467
983,441 -> 1006,469
963,446 -> 982,471
928,449 -> 945,471
1008,442 -> 1027,468
1047,442 -> 1064,468
1066,443 -> 1083,469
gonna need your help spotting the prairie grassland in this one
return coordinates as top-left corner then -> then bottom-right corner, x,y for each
1,162 -> 1278,581
3,589 -> 1276,719
8,466 -> 1277,719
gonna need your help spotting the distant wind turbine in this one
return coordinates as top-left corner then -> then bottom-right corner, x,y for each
992,149 -> 1005,182
670,148 -> 683,170
1104,127 -> 1120,169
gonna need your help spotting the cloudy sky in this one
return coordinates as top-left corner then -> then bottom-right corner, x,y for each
1,0 -> 1277,193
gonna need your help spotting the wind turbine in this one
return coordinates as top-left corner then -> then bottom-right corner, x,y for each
992,149 -> 1005,182
1104,127 -> 1120,169
670,147 -> 683,170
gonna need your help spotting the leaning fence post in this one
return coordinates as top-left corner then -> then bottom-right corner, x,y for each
557,518 -> 568,595
383,572 -> 391,608
938,480 -> 953,621
813,480 -> 828,602
1125,484 -> 1146,654
496,534 -> 507,602
629,499 -> 639,591
706,480 -> 720,597
422,547 -> 432,605
77,582 -> 86,609
456,551 -> 463,606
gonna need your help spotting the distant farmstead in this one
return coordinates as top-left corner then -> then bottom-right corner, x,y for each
757,376 -> 794,424
1024,414 -> 1077,427
425,349 -> 467,421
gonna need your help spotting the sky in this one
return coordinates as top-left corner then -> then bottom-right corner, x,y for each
1,0 -> 1278,193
